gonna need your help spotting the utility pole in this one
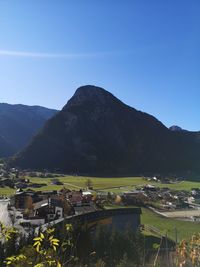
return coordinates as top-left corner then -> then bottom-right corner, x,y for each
143,234 -> 145,267
174,227 -> 178,245
165,233 -> 170,267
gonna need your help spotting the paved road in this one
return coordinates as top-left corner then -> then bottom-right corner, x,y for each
161,209 -> 200,219
0,200 -> 11,226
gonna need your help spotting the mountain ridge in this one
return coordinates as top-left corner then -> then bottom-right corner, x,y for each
11,85 -> 200,176
0,103 -> 58,157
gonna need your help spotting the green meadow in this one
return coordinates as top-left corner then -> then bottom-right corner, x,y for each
141,207 -> 200,242
1,175 -> 200,196
27,175 -> 200,192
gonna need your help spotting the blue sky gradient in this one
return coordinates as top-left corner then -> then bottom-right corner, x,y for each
0,0 -> 199,130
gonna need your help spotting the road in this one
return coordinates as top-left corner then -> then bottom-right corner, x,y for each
64,182 -> 82,189
0,200 -> 11,226
160,209 -> 200,219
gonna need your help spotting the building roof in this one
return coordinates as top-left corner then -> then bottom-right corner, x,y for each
33,198 -> 63,210
82,191 -> 92,196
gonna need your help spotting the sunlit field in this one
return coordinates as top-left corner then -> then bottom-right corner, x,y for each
1,175 -> 200,196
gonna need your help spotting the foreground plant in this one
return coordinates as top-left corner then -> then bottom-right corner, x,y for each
176,234 -> 200,267
0,222 -> 18,242
4,225 -> 75,267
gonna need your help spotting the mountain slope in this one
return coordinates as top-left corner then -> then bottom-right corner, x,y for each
12,85 -> 200,175
0,103 -> 58,157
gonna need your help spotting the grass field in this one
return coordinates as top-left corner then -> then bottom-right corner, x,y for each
28,176 -> 145,190
141,207 -> 200,242
1,175 -> 200,196
27,175 -> 200,192
0,187 -> 15,196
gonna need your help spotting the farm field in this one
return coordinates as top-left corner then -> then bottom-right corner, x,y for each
141,207 -> 200,242
27,175 -> 200,192
28,176 -> 144,190
0,187 -> 15,196
1,175 -> 200,196
0,176 -> 144,196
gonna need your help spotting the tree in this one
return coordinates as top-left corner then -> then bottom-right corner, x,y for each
4,224 -> 77,267
85,178 -> 93,189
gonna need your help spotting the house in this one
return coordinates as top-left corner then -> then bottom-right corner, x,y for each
82,191 -> 93,203
15,182 -> 28,189
18,178 -> 30,183
10,190 -> 41,209
0,178 -> 14,188
143,184 -> 157,191
33,198 -> 64,222
122,190 -> 148,205
66,191 -> 83,206
51,179 -> 63,185
30,183 -> 46,188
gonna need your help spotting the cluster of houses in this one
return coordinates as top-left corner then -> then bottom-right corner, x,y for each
122,184 -> 198,210
0,166 -> 64,193
0,176 -> 48,190
1,163 -> 200,227
9,187 -> 95,228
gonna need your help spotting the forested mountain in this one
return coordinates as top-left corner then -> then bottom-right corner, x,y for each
0,103 -> 57,157
11,86 -> 200,176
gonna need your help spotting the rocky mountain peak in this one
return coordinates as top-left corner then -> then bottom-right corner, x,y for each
74,85 -> 113,98
64,85 -> 120,109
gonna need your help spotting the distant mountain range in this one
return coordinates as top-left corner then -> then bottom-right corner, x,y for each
11,85 -> 200,176
0,103 -> 58,157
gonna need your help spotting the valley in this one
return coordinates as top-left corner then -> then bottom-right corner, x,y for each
1,86 -> 200,265
1,170 -> 200,242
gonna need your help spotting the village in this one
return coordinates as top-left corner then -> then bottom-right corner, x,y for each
1,163 -> 200,232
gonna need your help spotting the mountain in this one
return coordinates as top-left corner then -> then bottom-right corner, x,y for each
0,103 -> 58,157
11,85 -> 200,176
169,125 -> 185,132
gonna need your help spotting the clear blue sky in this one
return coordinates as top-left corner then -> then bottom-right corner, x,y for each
0,0 -> 199,130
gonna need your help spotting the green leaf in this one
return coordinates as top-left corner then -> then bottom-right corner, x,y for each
153,243 -> 160,249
